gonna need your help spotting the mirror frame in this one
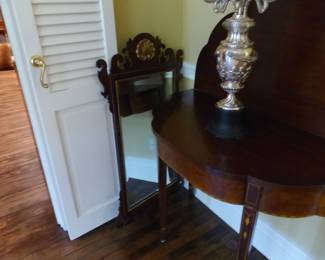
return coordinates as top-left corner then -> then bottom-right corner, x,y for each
97,33 -> 183,225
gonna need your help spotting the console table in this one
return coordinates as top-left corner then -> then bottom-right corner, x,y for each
152,1 -> 325,259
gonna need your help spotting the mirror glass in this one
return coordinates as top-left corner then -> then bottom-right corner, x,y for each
116,73 -> 177,209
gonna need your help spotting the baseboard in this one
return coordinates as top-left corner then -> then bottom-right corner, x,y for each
125,156 -> 157,183
164,62 -> 196,81
182,62 -> 196,80
126,156 -> 312,259
193,188 -> 312,260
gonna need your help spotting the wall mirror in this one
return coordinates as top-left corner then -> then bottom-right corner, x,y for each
97,33 -> 183,224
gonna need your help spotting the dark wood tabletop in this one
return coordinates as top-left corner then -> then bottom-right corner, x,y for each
153,89 -> 325,218
153,1 -> 325,259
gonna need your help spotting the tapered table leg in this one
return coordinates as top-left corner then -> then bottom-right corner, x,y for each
159,157 -> 167,243
236,207 -> 259,260
236,182 -> 263,260
189,182 -> 196,199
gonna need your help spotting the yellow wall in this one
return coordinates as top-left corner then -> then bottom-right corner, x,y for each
113,0 -> 183,52
182,1 -> 231,64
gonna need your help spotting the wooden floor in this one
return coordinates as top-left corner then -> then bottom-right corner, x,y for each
0,71 -> 266,260
127,178 -> 158,206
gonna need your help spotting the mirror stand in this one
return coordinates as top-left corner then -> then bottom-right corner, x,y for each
97,33 -> 183,225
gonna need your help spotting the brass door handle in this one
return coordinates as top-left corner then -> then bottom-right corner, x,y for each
31,55 -> 48,88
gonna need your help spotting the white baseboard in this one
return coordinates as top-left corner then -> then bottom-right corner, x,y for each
124,156 -> 174,184
192,188 -> 312,260
182,62 -> 196,80
125,156 -> 157,183
164,62 -> 196,81
125,156 -> 312,259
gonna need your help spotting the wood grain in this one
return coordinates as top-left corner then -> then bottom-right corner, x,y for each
0,71 -> 60,258
153,90 -> 325,217
23,189 -> 265,260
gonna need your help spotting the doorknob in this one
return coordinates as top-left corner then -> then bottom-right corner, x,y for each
31,55 -> 48,88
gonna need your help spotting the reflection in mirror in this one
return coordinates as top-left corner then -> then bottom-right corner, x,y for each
116,73 -> 176,209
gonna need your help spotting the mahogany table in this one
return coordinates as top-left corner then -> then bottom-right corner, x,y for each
152,90 -> 325,259
152,1 -> 325,259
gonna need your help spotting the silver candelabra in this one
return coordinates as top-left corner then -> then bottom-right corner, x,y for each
205,0 -> 276,111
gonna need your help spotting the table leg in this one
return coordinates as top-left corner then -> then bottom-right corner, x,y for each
236,206 -> 259,260
189,182 -> 196,199
236,182 -> 263,260
158,157 -> 167,243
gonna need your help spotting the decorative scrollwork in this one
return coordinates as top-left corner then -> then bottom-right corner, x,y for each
109,33 -> 182,74
96,59 -> 113,112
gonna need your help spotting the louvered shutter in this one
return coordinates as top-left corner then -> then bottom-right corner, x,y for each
32,0 -> 107,91
3,0 -> 119,239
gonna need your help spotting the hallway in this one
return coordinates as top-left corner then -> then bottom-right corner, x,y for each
0,70 -> 63,258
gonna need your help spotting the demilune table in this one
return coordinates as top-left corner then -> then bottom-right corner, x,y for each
152,1 -> 325,259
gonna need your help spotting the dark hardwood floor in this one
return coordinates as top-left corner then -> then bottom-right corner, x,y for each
0,70 -> 60,259
0,70 -> 266,260
127,178 -> 158,206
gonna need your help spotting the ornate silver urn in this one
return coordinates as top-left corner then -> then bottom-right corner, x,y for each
205,0 -> 276,111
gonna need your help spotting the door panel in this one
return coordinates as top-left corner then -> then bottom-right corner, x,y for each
57,101 -> 118,217
3,0 -> 119,239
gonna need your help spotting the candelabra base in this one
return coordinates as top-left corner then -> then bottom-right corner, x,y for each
207,108 -> 248,139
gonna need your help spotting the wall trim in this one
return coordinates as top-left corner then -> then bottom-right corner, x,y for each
125,156 -> 157,183
125,156 -> 175,184
193,188 -> 312,260
182,62 -> 196,80
165,62 -> 196,80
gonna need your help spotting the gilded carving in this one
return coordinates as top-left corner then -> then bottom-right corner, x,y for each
136,39 -> 156,61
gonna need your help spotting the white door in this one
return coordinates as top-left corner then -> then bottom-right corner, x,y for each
1,0 -> 119,239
